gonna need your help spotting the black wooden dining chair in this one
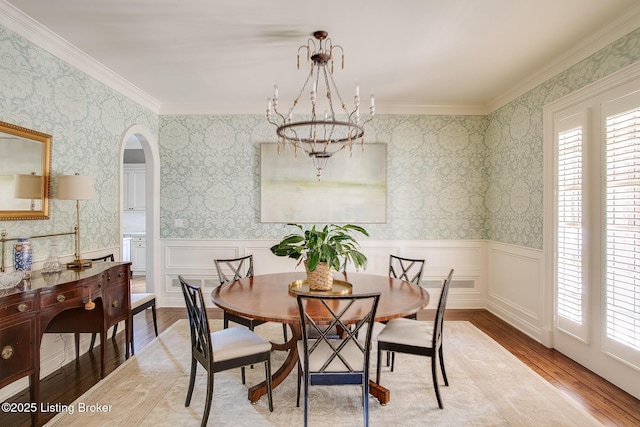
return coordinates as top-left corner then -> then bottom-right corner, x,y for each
215,255 -> 288,342
389,254 -> 425,286
179,275 -> 273,427
376,269 -> 454,409
380,254 -> 427,365
296,292 -> 380,427
214,255 -> 262,329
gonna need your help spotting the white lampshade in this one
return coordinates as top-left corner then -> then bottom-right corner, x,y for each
58,174 -> 95,200
14,173 -> 42,199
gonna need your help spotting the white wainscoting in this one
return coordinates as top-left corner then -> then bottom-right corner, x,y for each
158,238 -> 551,346
485,241 -> 550,346
158,239 -> 488,310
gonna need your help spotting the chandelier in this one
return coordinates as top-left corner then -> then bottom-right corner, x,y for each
266,30 -> 375,180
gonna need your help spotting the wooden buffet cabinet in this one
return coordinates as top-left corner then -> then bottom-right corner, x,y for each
0,262 -> 131,426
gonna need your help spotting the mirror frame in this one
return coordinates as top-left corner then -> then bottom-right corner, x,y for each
0,120 -> 51,220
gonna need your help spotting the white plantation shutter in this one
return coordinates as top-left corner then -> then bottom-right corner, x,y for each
557,128 -> 583,321
549,68 -> 640,395
554,94 -> 640,365
555,115 -> 587,341
604,105 -> 640,360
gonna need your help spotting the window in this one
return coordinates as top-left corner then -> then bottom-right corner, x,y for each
556,124 -> 584,331
604,103 -> 640,360
551,76 -> 640,372
546,62 -> 640,398
544,63 -> 640,396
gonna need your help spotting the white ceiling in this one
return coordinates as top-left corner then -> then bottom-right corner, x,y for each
2,0 -> 640,115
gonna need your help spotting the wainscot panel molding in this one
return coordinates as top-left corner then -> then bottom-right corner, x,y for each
158,239 -> 488,310
485,241 -> 549,346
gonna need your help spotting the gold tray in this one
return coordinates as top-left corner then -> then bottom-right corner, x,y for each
288,279 -> 352,296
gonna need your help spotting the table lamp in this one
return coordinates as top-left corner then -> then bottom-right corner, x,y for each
58,173 -> 94,269
14,172 -> 42,210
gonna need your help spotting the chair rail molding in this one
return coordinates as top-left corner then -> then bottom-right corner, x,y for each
485,240 -> 548,346
159,238 -> 547,344
159,238 -> 489,311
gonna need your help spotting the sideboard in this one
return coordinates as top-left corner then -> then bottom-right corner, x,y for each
0,262 -> 131,426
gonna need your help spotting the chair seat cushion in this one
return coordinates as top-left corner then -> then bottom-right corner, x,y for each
377,317 -> 432,347
297,339 -> 365,372
212,327 -> 272,362
130,293 -> 155,308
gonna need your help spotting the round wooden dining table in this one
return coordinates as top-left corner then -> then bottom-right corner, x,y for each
211,271 -> 429,405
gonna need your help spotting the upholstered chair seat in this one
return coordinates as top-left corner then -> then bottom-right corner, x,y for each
376,317 -> 432,347
212,327 -> 273,362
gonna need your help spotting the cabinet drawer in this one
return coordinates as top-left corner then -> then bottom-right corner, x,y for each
0,293 -> 36,321
40,276 -> 102,308
106,285 -> 128,322
104,264 -> 129,288
132,236 -> 145,243
0,318 -> 35,384
41,286 -> 83,308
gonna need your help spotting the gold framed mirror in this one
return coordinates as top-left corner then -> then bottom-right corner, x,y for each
0,120 -> 51,220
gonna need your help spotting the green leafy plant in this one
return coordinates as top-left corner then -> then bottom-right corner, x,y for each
270,224 -> 369,272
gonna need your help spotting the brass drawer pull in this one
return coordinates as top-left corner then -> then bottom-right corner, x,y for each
119,272 -> 125,278
17,303 -> 28,312
1,345 -> 14,360
112,299 -> 119,308
57,294 -> 66,303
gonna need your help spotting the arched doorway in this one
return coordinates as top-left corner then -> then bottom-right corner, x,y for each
119,125 -> 160,294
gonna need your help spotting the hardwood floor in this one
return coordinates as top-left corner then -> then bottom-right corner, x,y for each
1,308 -> 638,426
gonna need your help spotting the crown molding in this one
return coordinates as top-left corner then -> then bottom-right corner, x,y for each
2,1 -> 639,117
0,1 -> 161,114
487,3 -> 640,114
159,102 -> 490,116
158,103 -> 259,116
373,103 -> 489,116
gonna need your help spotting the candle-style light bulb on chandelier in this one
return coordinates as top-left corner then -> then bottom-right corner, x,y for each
267,30 -> 375,180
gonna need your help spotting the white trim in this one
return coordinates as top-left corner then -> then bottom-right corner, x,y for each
159,102 -> 490,116
159,237 -> 489,309
119,125 -> 161,294
485,241 -> 547,345
489,4 -> 640,113
0,2 -> 161,114
543,62 -> 640,399
544,62 -> 640,333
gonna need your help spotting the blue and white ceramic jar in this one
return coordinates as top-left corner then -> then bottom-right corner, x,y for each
13,237 -> 33,278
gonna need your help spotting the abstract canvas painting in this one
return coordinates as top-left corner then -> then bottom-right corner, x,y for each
260,143 -> 387,223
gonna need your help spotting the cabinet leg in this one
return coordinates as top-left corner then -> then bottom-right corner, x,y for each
30,373 -> 38,427
125,318 -> 132,358
100,330 -> 106,379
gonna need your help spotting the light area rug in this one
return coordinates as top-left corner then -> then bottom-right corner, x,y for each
46,320 -> 602,427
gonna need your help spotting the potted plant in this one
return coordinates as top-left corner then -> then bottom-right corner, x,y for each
270,223 -> 369,291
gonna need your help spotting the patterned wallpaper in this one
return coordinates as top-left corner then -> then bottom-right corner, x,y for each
486,27 -> 640,249
0,25 -> 158,261
159,114 -> 488,240
2,22 -> 640,260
